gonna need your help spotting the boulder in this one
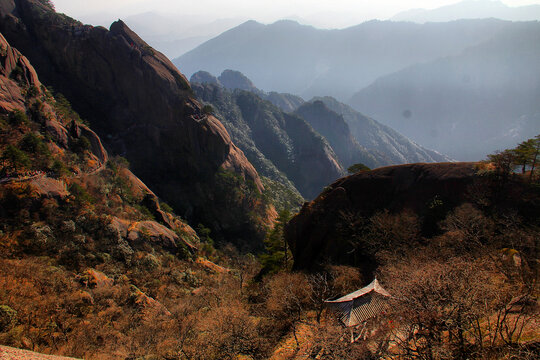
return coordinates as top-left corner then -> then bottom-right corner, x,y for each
285,162 -> 479,271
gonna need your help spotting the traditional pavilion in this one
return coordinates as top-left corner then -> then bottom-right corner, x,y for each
325,278 -> 391,341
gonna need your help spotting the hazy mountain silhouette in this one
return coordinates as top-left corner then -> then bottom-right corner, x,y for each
191,70 -> 451,178
313,96 -> 451,164
122,12 -> 245,58
175,18 -> 520,100
392,0 -> 540,23
348,22 -> 540,161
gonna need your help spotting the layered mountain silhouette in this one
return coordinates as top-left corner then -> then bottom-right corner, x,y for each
312,96 -> 451,164
175,18 -> 519,100
190,70 -> 451,199
176,18 -> 540,160
349,22 -> 540,160
392,0 -> 540,23
0,0 -> 273,247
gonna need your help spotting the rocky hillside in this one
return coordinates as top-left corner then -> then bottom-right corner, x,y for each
0,29 -> 198,262
285,161 -> 540,276
0,31 -> 237,357
192,81 -> 344,199
285,163 -> 479,273
0,0 -> 272,246
294,100 -> 382,169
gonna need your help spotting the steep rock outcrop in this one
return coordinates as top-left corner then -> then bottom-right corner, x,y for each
294,100 -> 381,169
190,70 -> 222,86
0,30 -> 201,262
285,162 -> 478,271
0,0 -> 269,245
0,32 -> 38,112
218,69 -> 263,95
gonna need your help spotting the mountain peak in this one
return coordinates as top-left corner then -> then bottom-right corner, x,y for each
238,19 -> 264,28
218,69 -> 260,93
190,70 -> 222,86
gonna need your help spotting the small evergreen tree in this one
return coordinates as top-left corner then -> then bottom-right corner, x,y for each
2,145 -> 30,172
347,163 -> 371,174
260,209 -> 292,274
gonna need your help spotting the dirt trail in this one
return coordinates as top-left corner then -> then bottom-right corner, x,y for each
0,346 -> 80,360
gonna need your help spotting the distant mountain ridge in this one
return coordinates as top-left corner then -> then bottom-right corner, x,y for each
294,101 -> 383,168
190,70 -> 452,193
348,21 -> 540,160
392,0 -> 540,23
313,96 -> 451,164
175,18 -> 520,100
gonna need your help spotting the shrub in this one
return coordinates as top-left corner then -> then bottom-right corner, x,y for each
159,201 -> 174,214
202,104 -> 214,115
0,305 -> 17,332
8,110 -> 28,126
142,253 -> 161,270
347,163 -> 371,174
9,65 -> 23,81
19,133 -> 48,154
25,85 -> 39,98
71,136 -> 91,154
2,145 -> 30,171
69,182 -> 95,205
51,159 -> 69,177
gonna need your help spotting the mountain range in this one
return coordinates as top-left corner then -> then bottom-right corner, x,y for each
0,1 -> 538,358
176,18 -> 540,160
349,22 -> 540,160
190,70 -> 450,200
121,13 -> 245,59
392,0 -> 540,23
174,18 -> 520,100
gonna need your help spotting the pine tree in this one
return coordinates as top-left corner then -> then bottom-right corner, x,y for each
260,209 -> 292,274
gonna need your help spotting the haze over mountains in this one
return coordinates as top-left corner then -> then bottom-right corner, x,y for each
120,13 -> 245,59
392,0 -> 540,23
176,13 -> 540,160
190,69 -> 450,200
349,22 -> 540,160
175,19 -> 518,100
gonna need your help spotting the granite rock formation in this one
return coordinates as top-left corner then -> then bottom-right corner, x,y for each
0,0 -> 271,245
285,162 -> 479,272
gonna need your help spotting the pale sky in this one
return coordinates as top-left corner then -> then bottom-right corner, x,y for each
52,0 -> 540,28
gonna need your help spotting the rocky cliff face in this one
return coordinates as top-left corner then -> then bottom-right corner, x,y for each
0,0 -> 270,245
285,162 -> 479,272
294,100 -> 381,169
0,32 -> 38,112
0,30 -> 198,255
